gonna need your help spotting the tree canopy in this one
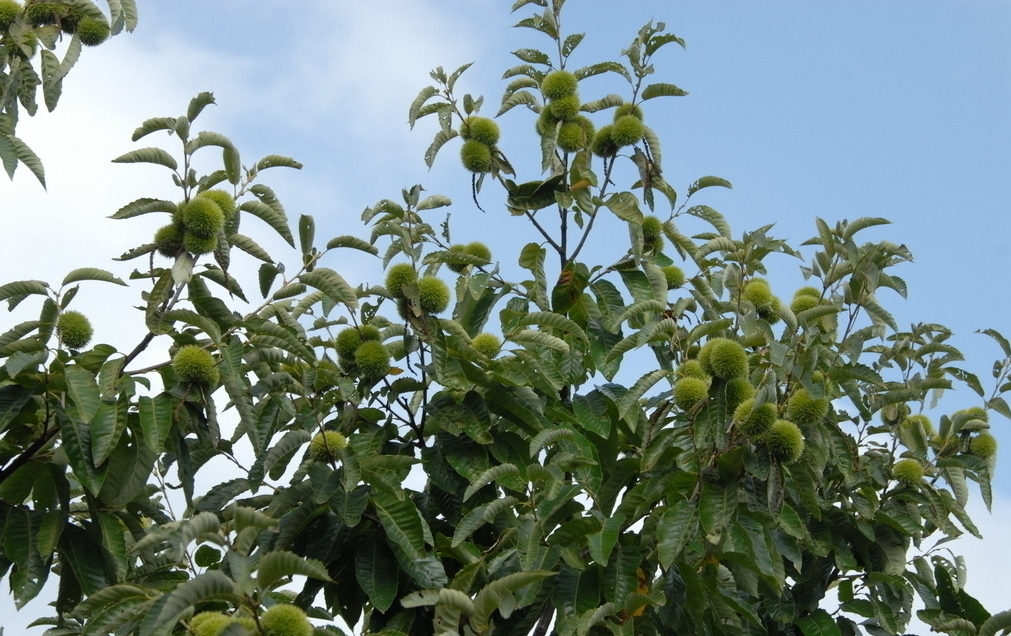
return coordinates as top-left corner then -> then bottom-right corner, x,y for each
1,1 -> 1010,635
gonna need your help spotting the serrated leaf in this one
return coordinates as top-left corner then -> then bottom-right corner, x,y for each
424,128 -> 459,167
512,48 -> 551,65
796,609 -> 841,636
372,493 -> 427,559
684,205 -> 731,239
574,61 -> 631,82
562,33 -> 585,57
0,280 -> 48,303
261,430 -> 311,475
580,93 -> 624,113
239,199 -> 293,247
111,147 -> 178,171
229,233 -> 274,263
980,610 -> 1011,636
255,154 -> 302,171
138,394 -> 173,454
511,329 -> 569,353
325,235 -> 379,255
186,92 -> 216,122
687,176 -> 733,197
300,268 -> 357,309
61,268 -> 126,287
355,534 -> 399,612
417,194 -> 452,211
141,571 -> 236,635
65,365 -> 100,423
840,216 -> 890,240
978,328 -> 1011,358
184,130 -> 235,155
658,500 -> 695,568
619,369 -> 670,420
223,147 -> 240,185
515,312 -> 588,345
645,32 -> 687,56
109,197 -> 176,220
641,82 -> 688,100
90,398 -> 127,467
256,551 -> 331,591
464,464 -> 520,501
408,85 -> 439,129
131,116 -> 177,142
0,133 -> 46,187
298,214 -> 315,256
452,496 -> 518,547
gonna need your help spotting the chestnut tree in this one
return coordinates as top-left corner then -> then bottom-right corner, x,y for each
1,1 -> 1010,635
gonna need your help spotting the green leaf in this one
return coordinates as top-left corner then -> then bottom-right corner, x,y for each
497,89 -> 539,117
645,32 -> 687,55
512,48 -> 551,65
980,610 -> 1011,636
796,608 -> 841,636
65,364 -> 100,423
417,194 -> 452,211
641,82 -> 688,100
355,534 -> 400,612
223,146 -> 241,185
228,233 -> 274,264
187,92 -> 216,122
511,329 -> 569,353
326,235 -> 379,256
108,197 -> 176,220
141,571 -> 236,635
699,483 -> 734,539
452,496 -> 519,547
40,50 -> 64,112
657,500 -> 696,568
424,127 -> 458,168
61,268 -> 127,287
0,279 -> 48,303
257,551 -> 331,590
90,397 -> 127,467
97,512 -> 130,582
587,513 -> 625,566
687,176 -> 733,197
840,216 -> 890,240
529,427 -> 575,456
298,214 -> 315,256
464,464 -> 520,501
978,328 -> 1011,358
515,312 -> 588,346
605,192 -> 643,224
300,268 -> 358,309
184,130 -> 235,155
239,199 -> 293,247
408,85 -> 439,129
131,116 -> 178,141
574,62 -> 631,82
0,132 -> 46,187
261,430 -> 311,475
373,492 -> 427,559
111,147 -> 178,171
59,524 -> 108,597
619,369 -> 670,420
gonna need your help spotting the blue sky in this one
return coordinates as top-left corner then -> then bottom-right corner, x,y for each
3,0 -> 1010,631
